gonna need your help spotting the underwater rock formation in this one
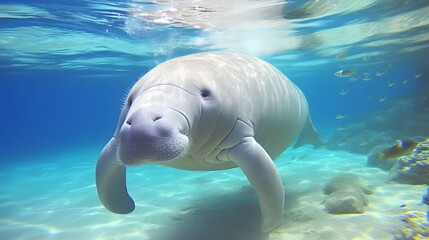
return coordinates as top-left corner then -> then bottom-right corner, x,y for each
393,204 -> 429,240
389,139 -> 429,185
323,174 -> 373,214
367,139 -> 429,185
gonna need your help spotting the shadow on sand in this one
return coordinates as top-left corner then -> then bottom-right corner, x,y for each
147,185 -> 301,240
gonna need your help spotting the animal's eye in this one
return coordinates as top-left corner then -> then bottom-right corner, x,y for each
201,89 -> 211,98
127,97 -> 133,106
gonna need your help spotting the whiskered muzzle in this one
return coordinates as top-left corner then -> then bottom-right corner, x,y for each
119,106 -> 189,165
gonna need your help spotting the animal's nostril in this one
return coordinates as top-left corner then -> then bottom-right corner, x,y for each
153,115 -> 162,122
126,118 -> 132,125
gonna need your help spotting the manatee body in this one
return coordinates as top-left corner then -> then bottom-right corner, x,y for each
96,52 -> 322,232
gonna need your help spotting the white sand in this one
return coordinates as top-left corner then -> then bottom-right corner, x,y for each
0,146 -> 427,240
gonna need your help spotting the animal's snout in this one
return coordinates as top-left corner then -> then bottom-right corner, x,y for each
119,106 -> 188,165
122,108 -> 172,143
125,108 -> 163,126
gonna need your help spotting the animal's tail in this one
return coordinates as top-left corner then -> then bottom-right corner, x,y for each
293,115 -> 324,148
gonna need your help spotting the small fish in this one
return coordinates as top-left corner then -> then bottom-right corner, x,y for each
402,79 -> 408,84
336,53 -> 347,59
363,56 -> 371,62
360,139 -> 369,146
387,81 -> 396,87
376,140 -> 418,160
349,75 -> 358,81
336,113 -> 347,119
335,69 -> 356,77
337,125 -> 347,131
415,73 -> 422,78
339,89 -> 349,95
379,96 -> 387,102
368,96 -> 376,99
363,75 -> 372,81
376,70 -> 387,76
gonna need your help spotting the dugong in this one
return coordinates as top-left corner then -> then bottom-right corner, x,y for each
96,52 -> 322,232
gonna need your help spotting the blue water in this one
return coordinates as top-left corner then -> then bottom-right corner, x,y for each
2,0 -> 428,159
1,1 -> 428,239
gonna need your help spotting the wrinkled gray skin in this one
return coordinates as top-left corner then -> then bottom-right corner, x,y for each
96,52 -> 322,232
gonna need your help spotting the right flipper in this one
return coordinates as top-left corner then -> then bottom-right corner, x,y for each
96,137 -> 135,214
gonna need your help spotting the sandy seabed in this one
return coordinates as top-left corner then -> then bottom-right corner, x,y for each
0,146 -> 427,240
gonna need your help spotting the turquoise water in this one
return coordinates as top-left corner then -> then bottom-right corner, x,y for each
1,1 -> 428,239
